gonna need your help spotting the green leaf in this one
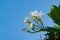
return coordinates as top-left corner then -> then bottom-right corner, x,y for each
48,5 -> 60,26
54,26 -> 60,30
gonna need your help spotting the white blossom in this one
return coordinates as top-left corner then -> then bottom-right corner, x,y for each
30,10 -> 44,18
24,17 -> 30,23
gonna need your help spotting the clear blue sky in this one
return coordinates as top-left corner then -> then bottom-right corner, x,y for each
0,0 -> 58,40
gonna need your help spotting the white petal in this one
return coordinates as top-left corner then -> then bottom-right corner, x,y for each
30,10 -> 44,18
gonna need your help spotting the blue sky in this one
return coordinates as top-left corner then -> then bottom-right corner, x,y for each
0,0 -> 58,40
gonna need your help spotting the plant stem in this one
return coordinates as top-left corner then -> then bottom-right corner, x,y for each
40,19 -> 44,28
33,19 -> 42,28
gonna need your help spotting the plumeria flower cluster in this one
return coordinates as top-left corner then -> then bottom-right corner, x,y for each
24,10 -> 44,31
30,10 -> 44,18
30,10 -> 44,22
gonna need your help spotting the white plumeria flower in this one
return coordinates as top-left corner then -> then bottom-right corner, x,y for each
30,10 -> 39,16
24,17 -> 30,23
30,10 -> 38,18
30,10 -> 44,18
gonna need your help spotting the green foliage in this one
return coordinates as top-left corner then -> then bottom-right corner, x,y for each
54,26 -> 60,30
48,5 -> 60,26
46,4 -> 60,40
44,26 -> 60,40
